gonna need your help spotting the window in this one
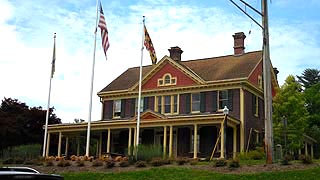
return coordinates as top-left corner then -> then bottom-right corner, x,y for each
164,95 -> 171,113
218,90 -> 228,109
113,100 -> 121,118
191,93 -> 200,112
258,75 -> 263,88
157,73 -> 177,86
253,95 -> 259,117
155,95 -> 178,114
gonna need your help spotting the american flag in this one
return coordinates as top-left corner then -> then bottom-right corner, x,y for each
144,25 -> 157,64
98,3 -> 110,58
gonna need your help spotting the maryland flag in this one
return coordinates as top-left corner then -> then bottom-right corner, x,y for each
144,25 -> 157,64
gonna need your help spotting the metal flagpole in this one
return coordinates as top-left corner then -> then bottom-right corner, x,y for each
85,0 -> 99,157
42,33 -> 56,157
135,16 -> 145,159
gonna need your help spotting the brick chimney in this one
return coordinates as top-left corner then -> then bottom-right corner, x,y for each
168,46 -> 183,62
233,32 -> 246,55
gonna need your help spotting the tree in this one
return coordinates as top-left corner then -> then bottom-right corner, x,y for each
297,68 -> 320,89
0,97 -> 61,153
273,75 -> 309,153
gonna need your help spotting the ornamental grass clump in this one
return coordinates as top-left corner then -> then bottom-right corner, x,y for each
92,159 -> 104,167
76,160 -> 85,167
105,159 -> 115,168
213,158 -> 227,167
176,157 -> 189,165
150,157 -> 164,167
135,160 -> 147,168
119,160 -> 130,167
228,158 -> 240,168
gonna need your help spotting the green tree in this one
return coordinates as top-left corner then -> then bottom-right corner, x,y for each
0,97 -> 61,154
273,75 -> 308,153
297,68 -> 320,89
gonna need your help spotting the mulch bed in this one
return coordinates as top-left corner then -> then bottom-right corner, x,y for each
28,161 -> 320,174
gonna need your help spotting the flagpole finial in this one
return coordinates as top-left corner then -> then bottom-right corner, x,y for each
143,16 -> 145,23
54,33 -> 56,38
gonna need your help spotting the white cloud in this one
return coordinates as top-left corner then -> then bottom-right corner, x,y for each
0,0 -> 319,123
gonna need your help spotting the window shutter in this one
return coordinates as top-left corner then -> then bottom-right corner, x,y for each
121,99 -> 126,118
228,89 -> 233,111
149,96 -> 155,111
179,94 -> 186,114
200,92 -> 206,113
129,98 -> 135,117
212,91 -> 217,112
252,94 -> 256,115
103,100 -> 113,120
185,93 -> 191,114
143,97 -> 149,111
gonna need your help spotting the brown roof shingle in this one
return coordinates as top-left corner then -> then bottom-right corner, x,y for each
99,51 -> 262,93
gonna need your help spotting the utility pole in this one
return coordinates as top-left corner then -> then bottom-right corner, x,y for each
229,0 -> 274,164
262,0 -> 273,164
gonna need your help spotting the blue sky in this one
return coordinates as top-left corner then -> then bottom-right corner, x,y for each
0,0 -> 319,123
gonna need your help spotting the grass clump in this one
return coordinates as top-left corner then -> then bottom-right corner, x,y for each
176,157 -> 189,165
228,158 -> 240,168
150,157 -> 164,167
299,155 -> 313,164
76,160 -> 85,167
57,159 -> 71,167
92,159 -> 104,167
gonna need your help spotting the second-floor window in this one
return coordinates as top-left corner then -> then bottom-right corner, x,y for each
191,93 -> 200,112
252,95 -> 259,117
218,90 -> 229,110
155,95 -> 178,114
113,100 -> 121,118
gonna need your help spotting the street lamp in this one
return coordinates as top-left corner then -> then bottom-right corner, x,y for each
223,106 -> 229,159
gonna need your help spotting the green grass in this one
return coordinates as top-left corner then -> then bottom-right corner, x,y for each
61,166 -> 320,180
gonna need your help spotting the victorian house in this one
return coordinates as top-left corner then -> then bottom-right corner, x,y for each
45,32 -> 279,159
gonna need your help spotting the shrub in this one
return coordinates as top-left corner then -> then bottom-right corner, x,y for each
299,155 -> 312,164
44,160 -> 54,167
136,145 -> 162,162
247,150 -> 264,160
76,160 -> 85,167
135,160 -> 147,168
119,160 -> 130,167
57,159 -> 71,167
105,160 -> 115,168
162,158 -> 172,165
2,158 -> 14,164
176,157 -> 189,165
150,158 -> 164,167
92,160 -> 104,167
281,155 -> 292,165
228,158 -> 240,168
190,159 -> 198,165
213,158 -> 227,167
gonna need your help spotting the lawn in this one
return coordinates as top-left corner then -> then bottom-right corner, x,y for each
61,166 -> 320,180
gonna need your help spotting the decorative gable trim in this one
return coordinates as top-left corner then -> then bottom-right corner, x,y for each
132,110 -> 167,121
130,56 -> 205,91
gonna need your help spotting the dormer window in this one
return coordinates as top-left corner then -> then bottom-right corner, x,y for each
158,73 -> 177,86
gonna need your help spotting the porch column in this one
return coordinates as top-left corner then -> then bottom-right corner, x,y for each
107,129 -> 111,153
311,144 -> 314,158
220,123 -> 225,158
96,140 -> 99,157
76,137 -> 80,156
305,142 -> 308,156
163,126 -> 167,158
65,136 -> 69,156
57,132 -> 62,157
45,133 -> 50,157
169,125 -> 173,158
193,124 -> 198,159
240,88 -> 245,152
99,132 -> 102,157
233,127 -> 237,158
128,128 -> 132,155
133,127 -> 137,156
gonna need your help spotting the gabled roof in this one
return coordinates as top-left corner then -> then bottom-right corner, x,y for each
99,51 -> 262,93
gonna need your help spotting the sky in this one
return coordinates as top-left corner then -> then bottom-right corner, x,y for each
0,0 -> 319,123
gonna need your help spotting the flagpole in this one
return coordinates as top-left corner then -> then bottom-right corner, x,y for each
42,33 -> 56,157
135,16 -> 145,158
85,0 -> 99,157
